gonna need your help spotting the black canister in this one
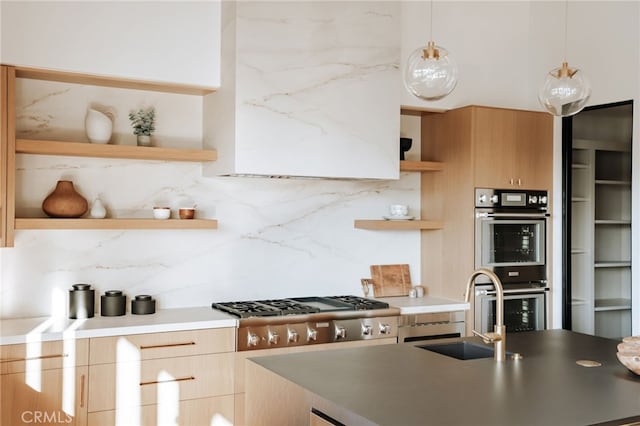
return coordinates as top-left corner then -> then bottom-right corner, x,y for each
69,283 -> 95,319
131,295 -> 156,315
101,290 -> 126,316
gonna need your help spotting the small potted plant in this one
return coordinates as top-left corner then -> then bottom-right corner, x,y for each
128,107 -> 156,146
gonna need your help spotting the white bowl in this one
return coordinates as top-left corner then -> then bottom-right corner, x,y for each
153,207 -> 171,220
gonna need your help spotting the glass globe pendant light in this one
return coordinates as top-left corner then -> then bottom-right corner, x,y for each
404,1 -> 458,101
538,1 -> 591,117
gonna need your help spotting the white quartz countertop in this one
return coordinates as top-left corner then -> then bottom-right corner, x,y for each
375,295 -> 469,314
0,307 -> 238,345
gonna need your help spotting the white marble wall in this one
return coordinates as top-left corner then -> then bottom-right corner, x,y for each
0,79 -> 421,319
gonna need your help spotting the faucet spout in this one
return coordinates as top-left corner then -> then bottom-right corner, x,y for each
465,268 -> 506,361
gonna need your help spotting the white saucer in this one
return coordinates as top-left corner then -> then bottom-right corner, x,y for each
383,215 -> 415,221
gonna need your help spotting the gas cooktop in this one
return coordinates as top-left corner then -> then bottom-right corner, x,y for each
211,295 -> 389,319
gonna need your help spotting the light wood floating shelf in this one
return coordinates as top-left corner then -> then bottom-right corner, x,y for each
13,66 -> 216,96
354,220 -> 443,230
16,139 -> 217,162
400,160 -> 443,172
15,218 -> 218,230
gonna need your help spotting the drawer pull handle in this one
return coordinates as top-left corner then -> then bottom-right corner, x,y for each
80,374 -> 86,408
139,341 -> 196,350
140,376 -> 195,386
0,353 -> 68,363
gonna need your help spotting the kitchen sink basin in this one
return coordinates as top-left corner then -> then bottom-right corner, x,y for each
417,341 -> 496,360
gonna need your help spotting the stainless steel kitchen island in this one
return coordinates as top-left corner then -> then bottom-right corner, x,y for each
245,330 -> 640,425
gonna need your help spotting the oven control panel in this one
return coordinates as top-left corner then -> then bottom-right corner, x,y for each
476,188 -> 548,209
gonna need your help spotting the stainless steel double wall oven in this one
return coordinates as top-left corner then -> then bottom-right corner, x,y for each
474,188 -> 550,333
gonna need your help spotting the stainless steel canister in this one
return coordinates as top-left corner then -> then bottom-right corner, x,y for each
101,290 -> 126,316
69,283 -> 95,319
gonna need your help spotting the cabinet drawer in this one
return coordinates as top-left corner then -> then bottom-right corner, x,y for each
88,352 -> 234,412
1,366 -> 88,426
87,395 -> 234,426
1,339 -> 89,374
89,328 -> 235,364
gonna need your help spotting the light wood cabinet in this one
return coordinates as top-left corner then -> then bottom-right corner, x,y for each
88,328 -> 234,365
0,65 -> 219,247
87,395 -> 234,426
420,105 -> 553,304
88,353 -> 234,412
0,66 -> 7,247
87,328 -> 235,426
1,339 -> 89,425
472,106 -> 552,190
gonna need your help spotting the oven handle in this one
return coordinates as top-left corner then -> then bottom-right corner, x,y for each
478,287 -> 549,296
475,212 -> 550,219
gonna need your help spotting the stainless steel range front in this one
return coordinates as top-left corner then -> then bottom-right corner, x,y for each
212,296 -> 399,351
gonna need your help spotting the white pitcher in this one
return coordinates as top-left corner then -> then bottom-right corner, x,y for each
85,108 -> 113,144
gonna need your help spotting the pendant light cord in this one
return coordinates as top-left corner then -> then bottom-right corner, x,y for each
429,0 -> 433,42
563,0 -> 568,61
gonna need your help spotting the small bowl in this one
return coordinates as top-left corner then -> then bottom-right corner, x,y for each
179,207 -> 195,220
153,207 -> 171,220
617,351 -> 640,375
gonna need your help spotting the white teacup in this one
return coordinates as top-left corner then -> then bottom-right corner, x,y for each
389,204 -> 409,217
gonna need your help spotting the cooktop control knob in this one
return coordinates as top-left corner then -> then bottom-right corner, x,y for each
288,329 -> 299,343
478,194 -> 487,203
379,323 -> 392,335
539,195 -> 548,205
268,330 -> 279,345
489,195 -> 499,204
362,324 -> 373,336
248,332 -> 260,347
307,328 -> 318,342
335,326 -> 347,340
529,195 -> 538,204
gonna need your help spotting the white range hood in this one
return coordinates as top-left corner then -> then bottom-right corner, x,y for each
203,1 -> 401,180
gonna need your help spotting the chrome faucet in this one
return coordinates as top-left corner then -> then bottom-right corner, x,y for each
464,268 -> 506,362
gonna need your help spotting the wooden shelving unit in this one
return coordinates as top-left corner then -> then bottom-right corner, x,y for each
16,139 -> 216,162
15,218 -> 217,230
354,219 -> 442,231
0,65 -> 220,247
14,66 -> 216,96
399,160 -> 443,172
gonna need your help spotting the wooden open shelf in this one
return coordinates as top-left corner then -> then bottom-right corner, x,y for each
16,139 -> 217,162
15,218 -> 218,230
400,160 -> 443,172
13,66 -> 216,96
354,219 -> 443,231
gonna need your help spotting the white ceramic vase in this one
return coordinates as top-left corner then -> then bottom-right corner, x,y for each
89,197 -> 107,219
85,108 -> 113,144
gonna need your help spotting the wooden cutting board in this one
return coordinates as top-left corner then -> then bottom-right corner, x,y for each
370,264 -> 412,297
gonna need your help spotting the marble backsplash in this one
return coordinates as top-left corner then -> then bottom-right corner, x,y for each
0,78 -> 422,319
